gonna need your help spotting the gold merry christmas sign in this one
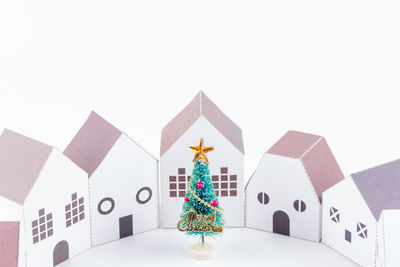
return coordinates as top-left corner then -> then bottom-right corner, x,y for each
177,209 -> 223,233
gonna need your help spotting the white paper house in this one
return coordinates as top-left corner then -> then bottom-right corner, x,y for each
322,159 -> 400,267
0,129 -> 91,267
160,91 -> 245,228
246,130 -> 344,242
376,210 -> 400,267
64,111 -> 159,246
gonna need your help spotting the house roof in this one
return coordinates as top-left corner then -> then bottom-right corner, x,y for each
160,91 -> 244,156
64,111 -> 122,177
0,129 -> 52,205
266,130 -> 344,202
0,221 -> 19,267
352,159 -> 400,220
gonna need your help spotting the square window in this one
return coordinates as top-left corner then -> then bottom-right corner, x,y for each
178,168 -> 185,174
79,197 -> 84,205
72,200 -> 78,208
221,175 -> 228,181
66,211 -> 71,219
32,228 -> 38,236
179,183 -> 186,189
39,209 -> 45,216
221,190 -> 228,197
40,224 -> 46,232
215,191 -> 219,197
212,175 -> 219,181
47,221 -> 53,228
65,204 -> 71,212
213,183 -> 219,189
169,183 -> 177,189
79,205 -> 84,212
170,191 -> 177,197
73,208 -> 78,216
169,176 -> 176,182
40,232 -> 46,241
46,213 -> 52,220
230,190 -> 237,196
230,182 -> 237,188
48,229 -> 53,237
345,230 -> 352,243
221,183 -> 228,189
66,220 -> 72,227
39,216 -> 45,224
179,191 -> 185,197
178,176 -> 186,182
33,236 -> 39,244
230,175 -> 237,181
79,213 -> 85,220
221,167 -> 228,174
72,192 -> 77,200
32,220 -> 38,228
187,176 -> 191,181
73,216 -> 78,224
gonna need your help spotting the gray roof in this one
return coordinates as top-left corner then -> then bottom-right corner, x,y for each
0,129 -> 52,205
161,91 -> 244,156
352,159 -> 400,220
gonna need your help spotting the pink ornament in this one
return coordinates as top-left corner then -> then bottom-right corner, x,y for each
196,181 -> 204,189
184,197 -> 189,202
212,200 -> 219,207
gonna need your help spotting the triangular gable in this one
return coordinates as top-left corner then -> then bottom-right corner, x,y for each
0,221 -> 19,267
352,159 -> 400,220
0,129 -> 52,204
160,91 -> 244,156
64,111 -> 122,177
267,130 -> 344,202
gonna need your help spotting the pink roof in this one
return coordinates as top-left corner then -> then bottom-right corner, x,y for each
64,111 -> 122,177
0,221 -> 19,267
267,130 -> 344,202
0,129 -> 52,205
161,91 -> 244,156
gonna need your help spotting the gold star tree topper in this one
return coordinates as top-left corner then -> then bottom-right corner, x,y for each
189,138 -> 214,163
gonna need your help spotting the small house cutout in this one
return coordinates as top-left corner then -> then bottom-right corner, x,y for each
64,111 -> 159,246
0,129 -> 90,267
160,91 -> 245,228
322,159 -> 400,267
246,130 -> 344,242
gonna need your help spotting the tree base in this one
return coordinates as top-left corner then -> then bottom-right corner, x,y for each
189,242 -> 216,260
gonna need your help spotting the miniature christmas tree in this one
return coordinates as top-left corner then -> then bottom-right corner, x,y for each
177,138 -> 224,259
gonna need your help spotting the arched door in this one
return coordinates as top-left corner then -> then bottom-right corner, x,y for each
53,240 -> 69,266
273,210 -> 290,236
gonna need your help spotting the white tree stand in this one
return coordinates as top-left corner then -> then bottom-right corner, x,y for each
189,236 -> 216,260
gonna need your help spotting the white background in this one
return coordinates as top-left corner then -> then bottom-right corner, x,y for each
1,0 -> 400,184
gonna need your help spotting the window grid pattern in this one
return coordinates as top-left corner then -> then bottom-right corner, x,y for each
32,209 -> 53,244
65,192 -> 85,227
169,168 -> 191,198
212,167 -> 237,197
330,207 -> 340,223
357,222 -> 367,239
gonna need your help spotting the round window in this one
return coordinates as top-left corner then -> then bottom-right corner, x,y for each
136,187 -> 152,204
293,200 -> 306,212
257,192 -> 269,205
98,197 -> 115,215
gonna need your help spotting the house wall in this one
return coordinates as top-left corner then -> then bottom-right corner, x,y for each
160,116 -> 244,228
23,149 -> 90,267
89,134 -> 159,246
322,177 -> 376,267
376,213 -> 385,267
246,154 -> 321,242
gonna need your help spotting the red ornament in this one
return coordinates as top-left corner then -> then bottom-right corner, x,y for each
184,197 -> 189,202
196,181 -> 204,189
212,200 -> 219,207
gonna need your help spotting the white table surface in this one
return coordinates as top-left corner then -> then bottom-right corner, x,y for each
59,228 -> 357,267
